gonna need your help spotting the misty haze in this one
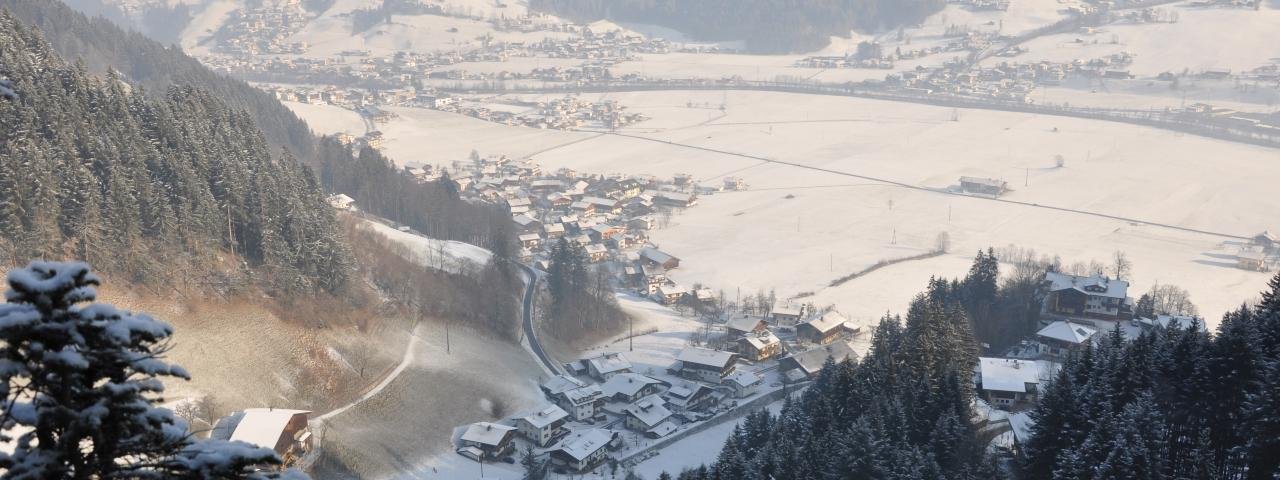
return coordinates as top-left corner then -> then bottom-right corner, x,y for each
1,0 -> 1279,479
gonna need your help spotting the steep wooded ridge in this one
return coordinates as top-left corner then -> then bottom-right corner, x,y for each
0,0 -> 515,252
529,0 -> 945,53
0,12 -> 349,294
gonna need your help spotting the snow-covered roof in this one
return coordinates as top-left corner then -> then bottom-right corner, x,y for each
1008,412 -> 1036,445
789,341 -> 858,375
676,347 -> 737,369
586,353 -> 632,376
518,405 -> 569,429
726,370 -> 762,389
562,385 -> 603,405
1044,271 -> 1128,299
647,420 -> 678,438
624,397 -> 672,427
741,331 -> 780,351
585,244 -> 608,254
1036,321 -> 1098,344
657,284 -> 689,296
771,305 -> 803,317
518,233 -> 541,242
513,214 -> 539,226
639,247 -> 678,265
460,422 -> 516,447
959,176 -> 1007,187
601,373 -> 664,399
979,357 -> 1055,393
553,428 -> 613,461
228,408 -> 310,451
725,316 -> 764,333
802,311 -> 849,334
541,375 -> 587,396
1152,314 -> 1202,331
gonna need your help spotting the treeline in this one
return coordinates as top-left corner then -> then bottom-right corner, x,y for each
0,0 -> 515,252
0,12 -> 349,294
1022,274 -> 1280,480
670,277 -> 997,479
528,0 -> 945,53
344,218 -> 521,340
545,238 -> 629,342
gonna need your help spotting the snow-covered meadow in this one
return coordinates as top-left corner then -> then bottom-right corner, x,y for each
340,89 -> 1280,331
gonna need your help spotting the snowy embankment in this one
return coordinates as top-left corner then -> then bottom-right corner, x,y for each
363,219 -> 493,273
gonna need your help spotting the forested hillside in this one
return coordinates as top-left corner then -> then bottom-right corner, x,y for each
529,0 -> 945,53
0,11 -> 349,293
0,0 -> 513,252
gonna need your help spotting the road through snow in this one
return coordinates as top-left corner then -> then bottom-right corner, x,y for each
316,323 -> 423,422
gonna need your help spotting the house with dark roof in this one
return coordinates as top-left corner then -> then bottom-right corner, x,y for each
672,347 -> 738,384
1042,272 -> 1133,320
797,311 -> 852,345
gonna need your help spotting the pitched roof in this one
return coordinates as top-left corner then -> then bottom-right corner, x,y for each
802,311 -> 850,334
1044,271 -> 1128,299
1008,412 -> 1036,445
741,331 -> 780,351
676,347 -> 737,369
725,316 -> 765,333
586,353 -> 632,376
624,396 -> 672,427
726,370 -> 762,389
601,373 -> 664,399
771,305 -> 803,317
519,405 -> 569,429
639,247 -> 678,265
553,429 -> 614,461
460,422 -> 516,446
561,385 -> 603,405
789,341 -> 858,375
229,408 -> 310,450
541,375 -> 587,395
978,357 -> 1056,393
1036,321 -> 1098,344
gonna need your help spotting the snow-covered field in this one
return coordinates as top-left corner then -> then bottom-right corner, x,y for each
282,101 -> 368,137
989,3 -> 1280,77
305,90 -> 1280,332
363,219 -> 493,273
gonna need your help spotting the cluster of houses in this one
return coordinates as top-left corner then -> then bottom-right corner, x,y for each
451,302 -> 866,474
977,270 -> 1206,411
878,51 -> 1138,103
432,95 -> 648,130
208,0 -> 311,55
206,24 -> 663,94
434,153 -> 729,307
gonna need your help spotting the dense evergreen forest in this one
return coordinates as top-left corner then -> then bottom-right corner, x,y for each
668,265 -> 1280,480
0,0 -> 515,252
529,0 -> 945,53
0,11 -> 350,294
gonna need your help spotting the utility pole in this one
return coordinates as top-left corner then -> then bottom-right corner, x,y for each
446,317 -> 451,354
948,204 -> 952,223
1025,167 -> 1029,187
629,315 -> 634,352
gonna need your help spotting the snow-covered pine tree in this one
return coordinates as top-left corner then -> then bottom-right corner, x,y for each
0,261 -> 306,479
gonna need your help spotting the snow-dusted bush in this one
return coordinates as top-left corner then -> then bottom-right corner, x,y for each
0,261 -> 307,479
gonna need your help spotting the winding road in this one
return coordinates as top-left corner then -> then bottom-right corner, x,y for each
519,264 -> 562,375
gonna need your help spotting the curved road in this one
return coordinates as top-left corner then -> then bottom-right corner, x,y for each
519,264 -> 562,375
